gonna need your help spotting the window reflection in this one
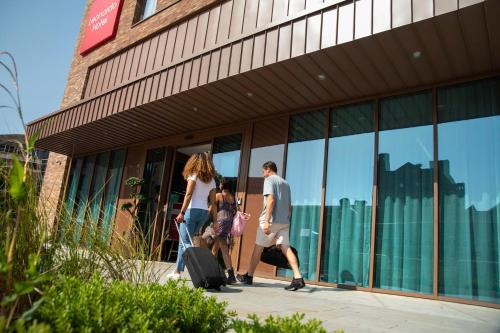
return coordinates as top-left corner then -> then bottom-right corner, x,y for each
213,134 -> 242,194
375,91 -> 434,294
320,102 -> 374,286
438,77 -> 500,303
280,110 -> 326,281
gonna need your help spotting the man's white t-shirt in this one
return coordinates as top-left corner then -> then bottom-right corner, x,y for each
186,174 -> 216,210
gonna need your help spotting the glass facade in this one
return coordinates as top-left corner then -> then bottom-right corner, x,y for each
60,77 -> 499,304
320,102 -> 375,286
212,134 -> 242,193
374,91 -> 434,294
63,149 -> 125,242
282,110 -> 327,281
437,77 -> 500,303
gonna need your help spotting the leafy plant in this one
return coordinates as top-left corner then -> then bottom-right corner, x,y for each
232,313 -> 331,333
32,275 -> 235,333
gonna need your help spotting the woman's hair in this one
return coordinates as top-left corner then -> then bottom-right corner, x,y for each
219,178 -> 233,193
182,152 -> 216,183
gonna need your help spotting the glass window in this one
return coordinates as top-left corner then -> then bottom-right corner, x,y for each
375,91 -> 434,294
320,102 -> 375,286
212,134 -> 242,194
62,158 -> 83,236
137,148 -> 166,243
102,150 -> 126,240
438,77 -> 500,303
74,156 -> 96,241
141,0 -> 157,20
88,152 -> 110,228
280,110 -> 327,281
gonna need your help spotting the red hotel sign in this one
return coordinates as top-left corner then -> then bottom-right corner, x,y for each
80,0 -> 124,54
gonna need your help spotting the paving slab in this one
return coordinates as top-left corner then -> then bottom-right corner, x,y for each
154,262 -> 500,333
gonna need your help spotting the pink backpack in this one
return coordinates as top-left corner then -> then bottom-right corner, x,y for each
231,212 -> 251,237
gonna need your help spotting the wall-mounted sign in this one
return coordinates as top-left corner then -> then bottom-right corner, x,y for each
80,0 -> 124,55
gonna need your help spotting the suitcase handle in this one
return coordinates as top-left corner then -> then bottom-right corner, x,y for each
173,219 -> 194,250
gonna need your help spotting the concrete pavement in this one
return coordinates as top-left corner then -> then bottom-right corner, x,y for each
154,262 -> 500,333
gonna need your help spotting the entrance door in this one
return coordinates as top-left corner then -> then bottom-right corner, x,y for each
238,117 -> 288,277
160,142 -> 212,261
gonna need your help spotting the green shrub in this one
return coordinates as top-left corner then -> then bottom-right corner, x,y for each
232,313 -> 331,333
32,275 -> 235,333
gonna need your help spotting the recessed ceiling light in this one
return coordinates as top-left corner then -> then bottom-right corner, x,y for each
412,51 -> 422,59
133,123 -> 138,127
246,92 -> 253,97
193,107 -> 198,111
317,74 -> 326,81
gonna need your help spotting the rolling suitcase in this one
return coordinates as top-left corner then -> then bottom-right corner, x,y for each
175,221 -> 227,290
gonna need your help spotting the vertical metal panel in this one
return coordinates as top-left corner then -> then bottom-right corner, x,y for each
190,57 -> 201,88
265,28 -> 279,65
392,0 -> 412,28
146,36 -> 159,73
208,50 -> 221,83
138,40 -> 151,76
322,7 -> 338,48
217,1 -> 233,43
163,27 -> 177,66
115,52 -> 127,85
338,1 -> 354,43
136,80 -> 146,106
435,0 -> 458,15
257,0 -> 273,28
459,0 -> 483,8
194,12 -> 209,53
90,65 -> 101,96
306,13 -> 322,53
230,0 -> 245,38
172,22 -> 187,63
104,58 -> 116,91
143,77 -> 153,103
289,0 -> 305,15
252,33 -> 266,69
118,86 -> 128,112
240,38 -> 254,72
183,18 -> 198,59
124,84 -> 133,109
355,0 -> 372,39
243,0 -> 259,34
85,68 -> 96,98
95,62 -> 108,95
101,94 -> 111,118
273,0 -> 289,21
181,61 -> 192,91
157,71 -> 168,99
219,46 -> 231,79
229,42 -> 242,76
199,54 -> 211,85
205,5 -> 221,50
150,74 -> 160,101
413,0 -> 433,22
292,18 -> 306,57
373,0 -> 391,33
278,23 -> 292,61
172,65 -> 183,94
164,68 -> 175,96
155,32 -> 168,71
306,0 -> 323,10
108,56 -> 120,90
130,44 -> 143,80
112,89 -> 122,114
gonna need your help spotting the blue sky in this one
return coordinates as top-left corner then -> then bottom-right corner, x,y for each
0,0 -> 86,134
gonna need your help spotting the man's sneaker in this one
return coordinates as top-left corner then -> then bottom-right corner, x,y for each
236,273 -> 253,285
166,271 -> 181,280
227,269 -> 237,285
284,277 -> 305,291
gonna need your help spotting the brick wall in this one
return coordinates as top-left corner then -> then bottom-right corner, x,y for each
40,0 -> 218,228
61,0 -> 220,109
38,152 -> 69,229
